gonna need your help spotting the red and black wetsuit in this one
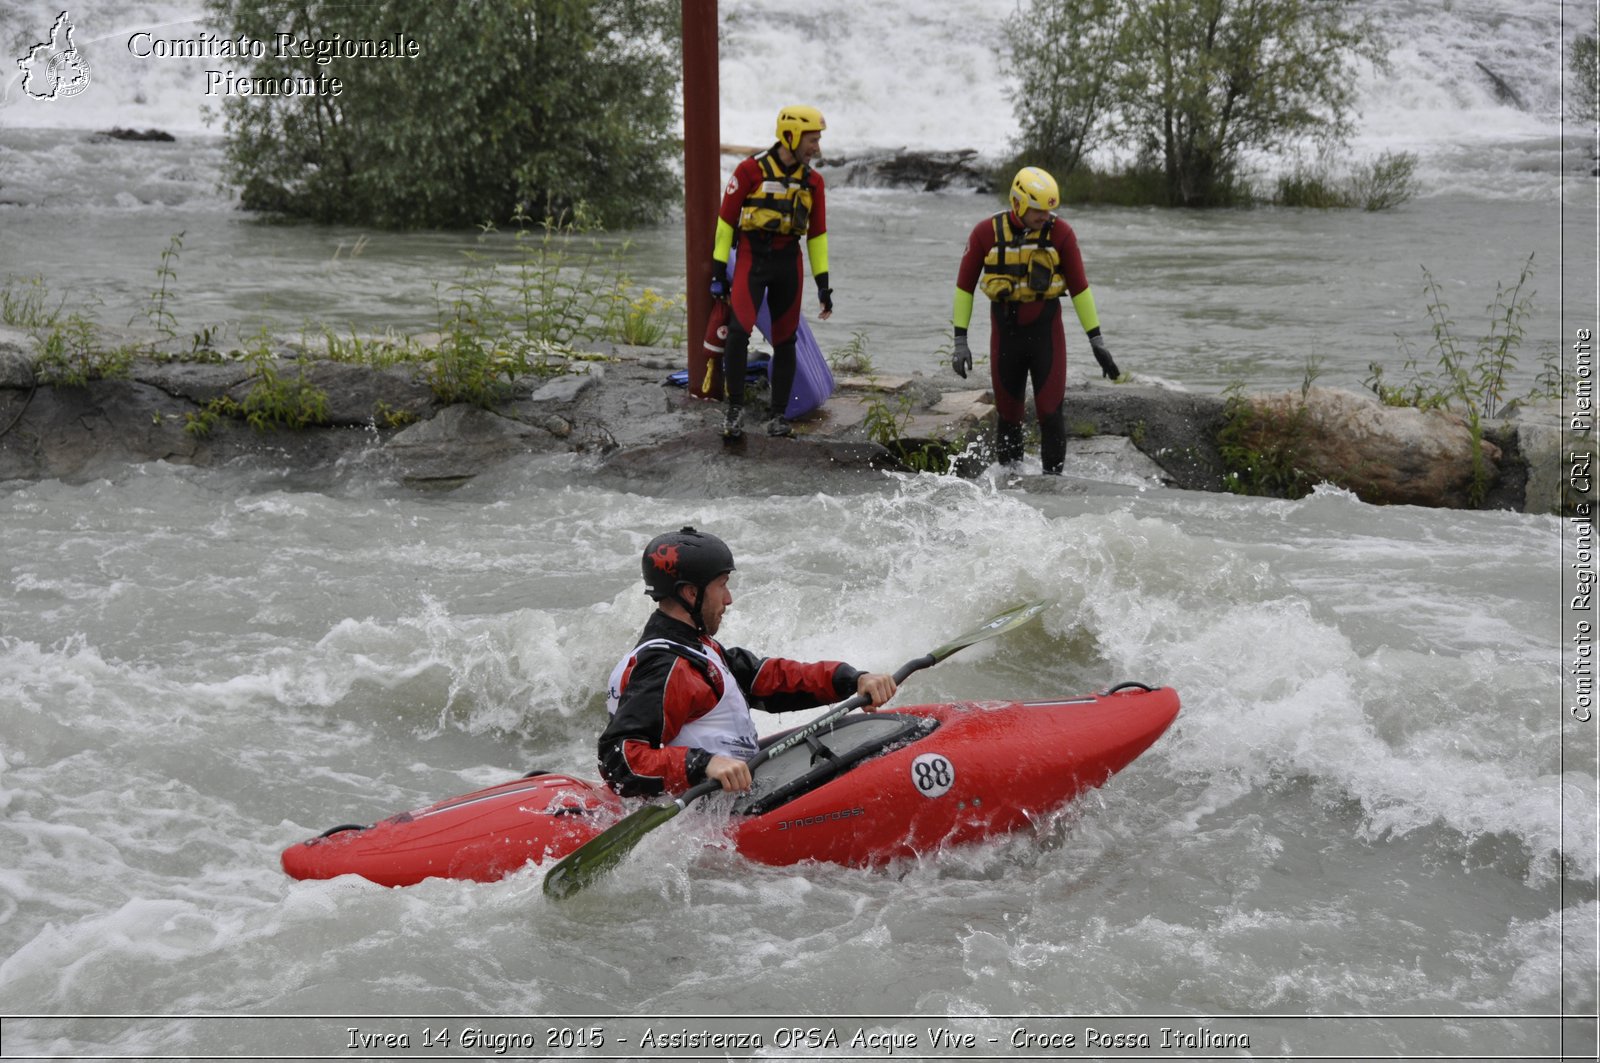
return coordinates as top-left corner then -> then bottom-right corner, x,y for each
954,212 -> 1096,472
598,611 -> 861,797
714,146 -> 830,417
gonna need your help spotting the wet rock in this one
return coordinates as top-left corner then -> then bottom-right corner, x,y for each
135,360 -> 254,404
1061,435 -> 1180,488
0,379 -> 201,479
819,148 -> 989,191
1505,399 -> 1591,515
0,329 -> 35,388
1063,384 -> 1229,492
383,404 -> 550,484
0,344 -> 1563,512
597,428 -> 899,497
527,366 -> 604,404
94,127 -> 178,142
1474,62 -> 1526,110
299,360 -> 436,425
1248,386 -> 1501,508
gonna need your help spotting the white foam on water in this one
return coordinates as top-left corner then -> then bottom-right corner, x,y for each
0,440 -> 1583,1036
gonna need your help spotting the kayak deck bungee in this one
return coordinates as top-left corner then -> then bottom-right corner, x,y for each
281,683 -> 1179,887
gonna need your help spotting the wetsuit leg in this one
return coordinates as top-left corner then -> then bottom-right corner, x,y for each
769,339 -> 797,419
990,305 -> 1030,466
1033,304 -> 1069,474
763,248 -> 804,418
724,239 -> 767,408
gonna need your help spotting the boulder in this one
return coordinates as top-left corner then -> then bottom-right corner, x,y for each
382,404 -> 550,485
1046,383 -> 1230,492
300,360 -> 436,425
1248,386 -> 1501,508
527,364 -> 604,404
0,327 -> 35,388
135,360 -> 254,404
1503,399 -> 1594,516
819,149 -> 989,191
0,343 -> 1559,512
0,379 -> 201,479
93,127 -> 177,142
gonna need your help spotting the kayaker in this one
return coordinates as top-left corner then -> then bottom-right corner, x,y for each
950,165 -> 1122,473
599,527 -> 896,796
711,105 -> 833,442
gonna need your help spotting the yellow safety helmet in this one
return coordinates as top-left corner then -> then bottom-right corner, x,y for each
1009,166 -> 1061,215
776,105 -> 827,152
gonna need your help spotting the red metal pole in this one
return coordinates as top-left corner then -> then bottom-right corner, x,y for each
681,0 -> 721,400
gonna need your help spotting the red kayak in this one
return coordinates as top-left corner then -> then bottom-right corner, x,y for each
281,683 -> 1179,887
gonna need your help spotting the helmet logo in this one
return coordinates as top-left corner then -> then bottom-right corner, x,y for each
648,544 -> 680,576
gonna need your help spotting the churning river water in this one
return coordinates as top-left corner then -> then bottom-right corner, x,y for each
1,0 -> 1598,1059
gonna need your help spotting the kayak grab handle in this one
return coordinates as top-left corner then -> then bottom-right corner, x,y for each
317,823 -> 370,837
1102,681 -> 1156,694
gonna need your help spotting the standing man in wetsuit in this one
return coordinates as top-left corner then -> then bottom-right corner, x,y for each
599,527 -> 896,797
951,166 -> 1122,473
711,105 -> 833,441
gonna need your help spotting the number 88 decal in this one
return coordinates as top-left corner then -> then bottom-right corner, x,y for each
910,752 -> 955,798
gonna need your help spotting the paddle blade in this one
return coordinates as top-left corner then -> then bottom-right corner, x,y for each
542,800 -> 682,900
929,599 -> 1048,662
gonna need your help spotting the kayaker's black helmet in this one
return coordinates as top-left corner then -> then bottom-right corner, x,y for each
642,526 -> 735,631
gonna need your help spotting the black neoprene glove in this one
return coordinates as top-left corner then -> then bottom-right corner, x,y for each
1089,332 -> 1121,380
952,329 -> 973,379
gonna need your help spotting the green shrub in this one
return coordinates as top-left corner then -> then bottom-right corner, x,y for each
1275,151 -> 1419,211
207,0 -> 680,229
610,287 -> 682,348
863,392 -> 952,474
1,275 -> 65,329
1367,255 -> 1536,420
829,331 -> 875,376
34,314 -> 135,387
1216,361 -> 1324,498
1349,151 -> 1421,211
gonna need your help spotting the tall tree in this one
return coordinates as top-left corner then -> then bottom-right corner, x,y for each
1115,0 -> 1385,206
1573,33 -> 1599,127
1004,0 -> 1125,177
208,0 -> 680,229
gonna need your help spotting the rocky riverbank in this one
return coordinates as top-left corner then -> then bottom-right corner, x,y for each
0,326 -> 1580,515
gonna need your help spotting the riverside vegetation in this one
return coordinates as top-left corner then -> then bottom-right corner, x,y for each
203,0 -> 1434,226
1216,253 -> 1561,505
207,0 -> 680,230
2,215 -> 684,436
0,240 -> 1572,513
1003,0 -> 1423,209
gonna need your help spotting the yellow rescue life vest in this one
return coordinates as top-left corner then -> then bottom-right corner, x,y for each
979,211 -> 1066,303
738,151 -> 814,237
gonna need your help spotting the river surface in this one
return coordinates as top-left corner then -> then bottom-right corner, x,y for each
1,0 -> 1598,1059
0,125 -> 1591,398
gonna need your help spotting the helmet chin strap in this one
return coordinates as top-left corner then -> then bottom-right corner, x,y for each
673,583 -> 708,634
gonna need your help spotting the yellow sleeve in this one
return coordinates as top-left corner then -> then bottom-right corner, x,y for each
807,232 -> 830,276
952,288 -> 975,331
1070,287 -> 1101,333
713,218 -> 735,264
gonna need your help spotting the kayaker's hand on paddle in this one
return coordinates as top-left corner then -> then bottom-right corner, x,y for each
855,672 -> 898,711
705,753 -> 753,793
